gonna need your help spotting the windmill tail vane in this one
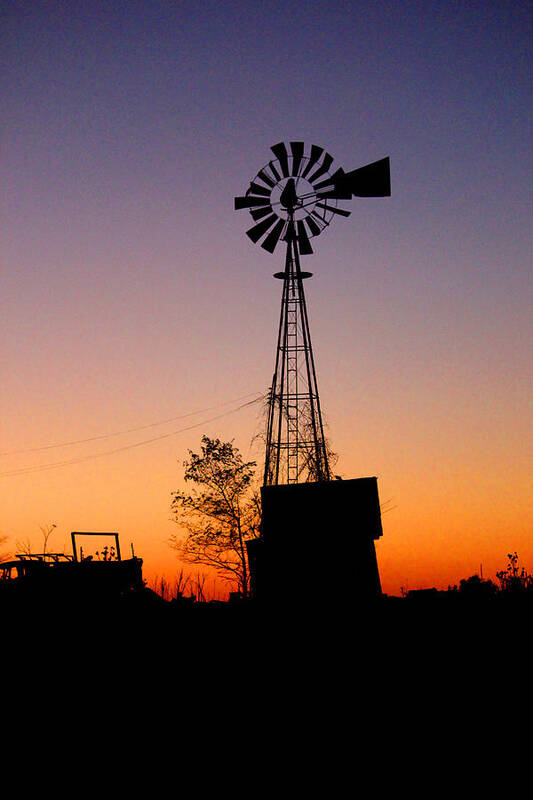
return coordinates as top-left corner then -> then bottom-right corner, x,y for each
234,141 -> 390,485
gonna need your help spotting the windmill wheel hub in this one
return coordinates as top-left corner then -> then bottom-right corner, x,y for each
272,177 -> 315,221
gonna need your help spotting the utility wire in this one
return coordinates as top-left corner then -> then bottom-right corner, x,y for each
0,395 -> 265,477
1,391 -> 262,456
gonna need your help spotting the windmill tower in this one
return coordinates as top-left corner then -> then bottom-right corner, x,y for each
235,141 -> 390,487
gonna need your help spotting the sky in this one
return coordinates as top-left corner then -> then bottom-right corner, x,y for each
2,0 -> 532,596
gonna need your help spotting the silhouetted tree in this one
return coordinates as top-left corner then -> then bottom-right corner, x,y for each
170,436 -> 260,598
496,552 -> 533,594
458,574 -> 498,598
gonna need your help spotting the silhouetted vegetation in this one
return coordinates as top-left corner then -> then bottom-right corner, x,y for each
2,494 -> 532,645
0,535 -> 9,563
169,436 -> 261,598
15,523 -> 58,558
458,574 -> 498,598
402,553 -> 533,615
496,552 -> 533,594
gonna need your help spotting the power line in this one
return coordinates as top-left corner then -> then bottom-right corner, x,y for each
0,395 -> 265,478
1,391 -> 262,456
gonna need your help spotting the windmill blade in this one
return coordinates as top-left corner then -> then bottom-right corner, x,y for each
235,195 -> 271,209
261,219 -> 286,253
246,214 -> 278,243
304,215 -> 322,236
269,160 -> 281,182
290,142 -> 305,176
344,157 -> 391,197
271,142 -> 290,177
250,205 -> 274,221
249,181 -> 271,197
301,144 -> 324,179
307,152 -> 334,185
315,203 -> 351,217
257,168 -> 276,188
296,220 -> 313,255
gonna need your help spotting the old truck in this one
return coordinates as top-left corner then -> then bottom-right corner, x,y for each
0,531 -> 143,603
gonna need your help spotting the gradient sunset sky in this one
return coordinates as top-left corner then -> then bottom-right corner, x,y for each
2,0 -> 531,595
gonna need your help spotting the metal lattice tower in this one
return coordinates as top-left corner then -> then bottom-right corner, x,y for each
263,220 -> 329,485
234,141 -> 390,486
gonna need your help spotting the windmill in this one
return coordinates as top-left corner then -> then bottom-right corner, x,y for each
235,141 -> 390,487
